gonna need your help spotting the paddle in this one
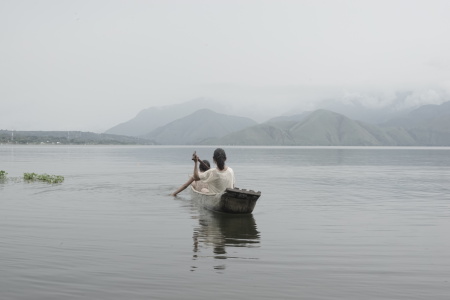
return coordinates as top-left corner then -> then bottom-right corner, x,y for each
192,151 -> 210,170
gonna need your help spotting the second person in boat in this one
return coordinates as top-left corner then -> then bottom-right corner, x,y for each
192,148 -> 235,194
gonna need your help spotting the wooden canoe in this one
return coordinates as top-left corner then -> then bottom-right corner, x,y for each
190,186 -> 261,214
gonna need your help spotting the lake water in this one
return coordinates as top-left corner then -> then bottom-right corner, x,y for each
1,145 -> 449,299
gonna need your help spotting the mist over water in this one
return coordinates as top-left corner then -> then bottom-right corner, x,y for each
1,145 -> 450,299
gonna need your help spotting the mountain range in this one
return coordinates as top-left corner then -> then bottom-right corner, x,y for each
103,100 -> 450,146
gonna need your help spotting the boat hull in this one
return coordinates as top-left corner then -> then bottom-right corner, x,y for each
190,187 -> 261,214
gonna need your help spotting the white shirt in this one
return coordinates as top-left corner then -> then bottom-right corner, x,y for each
198,167 -> 235,194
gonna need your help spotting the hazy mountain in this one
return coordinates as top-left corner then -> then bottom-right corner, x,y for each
382,101 -> 450,145
382,101 -> 450,129
311,97 -> 410,124
265,112 -> 311,127
288,90 -> 449,125
203,122 -> 297,145
211,109 -> 417,146
293,109 -> 419,145
105,98 -> 228,137
142,109 -> 257,145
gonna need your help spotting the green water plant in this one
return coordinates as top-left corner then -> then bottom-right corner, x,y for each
23,172 -> 64,184
0,170 -> 7,179
23,172 -> 37,180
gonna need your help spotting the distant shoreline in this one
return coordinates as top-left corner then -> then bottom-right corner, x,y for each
0,130 -> 154,145
2,129 -> 450,147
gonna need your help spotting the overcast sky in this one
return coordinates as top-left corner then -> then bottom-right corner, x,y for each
1,0 -> 450,131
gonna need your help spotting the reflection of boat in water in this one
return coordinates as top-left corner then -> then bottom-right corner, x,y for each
190,186 -> 261,214
192,208 -> 260,265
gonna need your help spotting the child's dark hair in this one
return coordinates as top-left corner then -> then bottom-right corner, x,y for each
213,148 -> 227,170
199,159 -> 210,172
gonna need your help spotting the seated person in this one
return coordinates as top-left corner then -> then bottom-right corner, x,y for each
171,160 -> 210,196
192,160 -> 210,192
192,148 -> 235,194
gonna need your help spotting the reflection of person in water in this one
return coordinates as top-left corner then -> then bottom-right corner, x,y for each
171,160 -> 210,196
191,210 -> 260,272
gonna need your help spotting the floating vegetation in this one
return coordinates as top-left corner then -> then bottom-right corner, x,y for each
0,170 -> 7,180
23,172 -> 64,184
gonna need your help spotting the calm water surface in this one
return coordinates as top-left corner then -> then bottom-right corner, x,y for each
1,145 -> 449,299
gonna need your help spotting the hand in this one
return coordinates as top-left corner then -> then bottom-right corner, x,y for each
192,151 -> 199,162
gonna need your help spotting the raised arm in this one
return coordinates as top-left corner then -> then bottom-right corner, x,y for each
192,153 -> 200,181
